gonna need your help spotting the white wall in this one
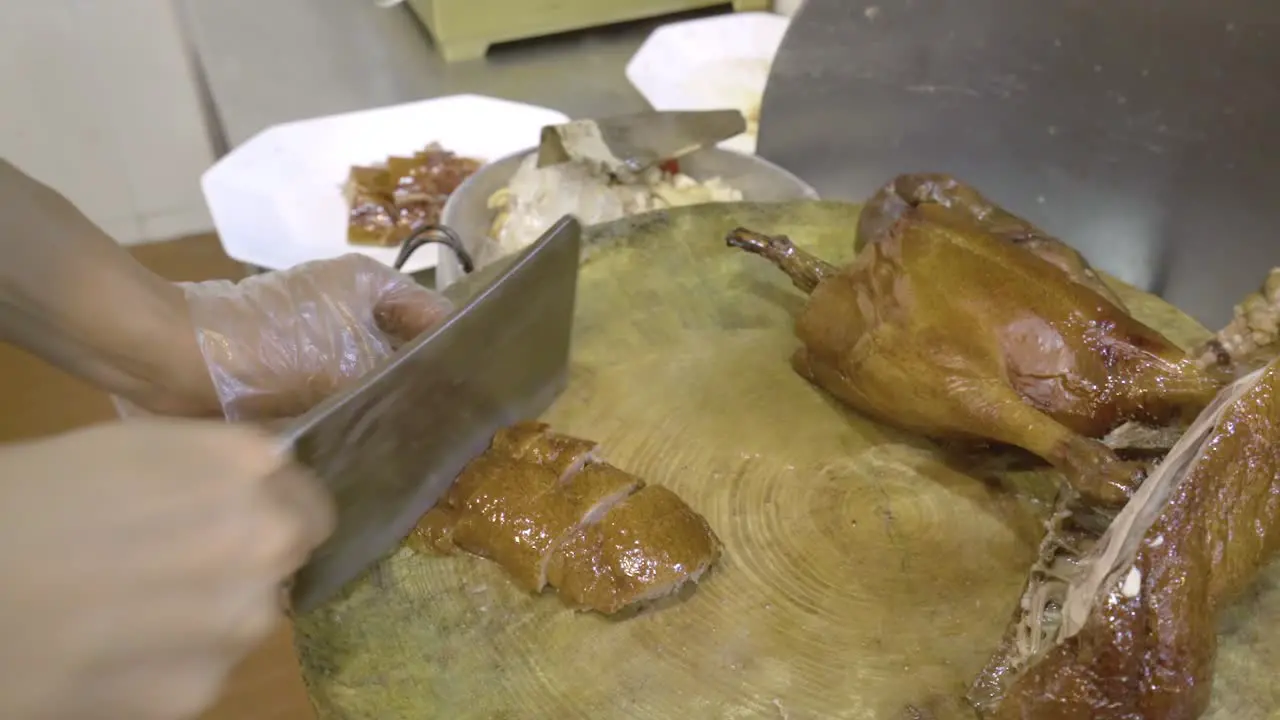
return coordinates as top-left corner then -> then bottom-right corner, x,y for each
0,0 -> 216,244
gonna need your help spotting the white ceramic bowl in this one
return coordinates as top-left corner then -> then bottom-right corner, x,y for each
432,146 -> 820,290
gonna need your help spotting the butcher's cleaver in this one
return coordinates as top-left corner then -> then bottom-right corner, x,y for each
284,217 -> 582,613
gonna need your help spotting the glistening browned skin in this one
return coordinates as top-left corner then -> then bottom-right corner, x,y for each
405,422 -> 721,614
726,198 -> 1222,506
969,359 -> 1280,720
548,485 -> 721,614
489,420 -> 600,480
345,144 -> 482,247
854,173 -> 1127,310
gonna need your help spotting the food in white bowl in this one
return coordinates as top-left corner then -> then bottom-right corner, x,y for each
483,154 -> 743,266
343,142 -> 482,247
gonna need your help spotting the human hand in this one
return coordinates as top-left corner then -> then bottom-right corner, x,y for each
0,419 -> 334,720
124,254 -> 452,421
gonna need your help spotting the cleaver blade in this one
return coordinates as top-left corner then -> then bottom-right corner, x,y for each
284,216 -> 582,614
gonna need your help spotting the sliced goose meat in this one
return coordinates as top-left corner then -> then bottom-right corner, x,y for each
405,425 -> 637,593
492,420 -> 600,478
404,454 -> 529,556
427,462 -> 642,593
446,459 -> 567,592
406,455 -> 641,580
492,420 -> 600,480
530,463 -> 644,592
404,507 -> 456,555
547,485 -> 722,615
404,424 -> 720,614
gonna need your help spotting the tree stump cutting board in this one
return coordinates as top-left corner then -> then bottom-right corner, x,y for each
294,201 -> 1280,719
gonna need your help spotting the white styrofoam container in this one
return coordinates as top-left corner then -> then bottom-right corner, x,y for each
201,95 -> 569,273
625,12 -> 792,155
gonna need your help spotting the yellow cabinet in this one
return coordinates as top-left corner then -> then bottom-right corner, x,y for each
406,0 -> 772,62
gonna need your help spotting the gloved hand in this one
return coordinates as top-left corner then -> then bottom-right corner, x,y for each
119,255 -> 452,421
0,419 -> 334,720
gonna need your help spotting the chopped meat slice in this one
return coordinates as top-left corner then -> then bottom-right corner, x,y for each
560,463 -> 644,526
449,460 -> 568,592
492,420 -> 599,480
403,455 -> 529,556
404,507 -> 456,555
532,463 -> 645,590
442,454 -> 530,509
546,485 -> 722,614
343,143 -> 482,248
490,421 -> 551,454
403,424 -> 720,614
521,434 -> 599,480
424,461 -> 642,593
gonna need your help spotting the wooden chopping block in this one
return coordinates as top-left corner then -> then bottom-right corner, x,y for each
293,201 -> 1280,719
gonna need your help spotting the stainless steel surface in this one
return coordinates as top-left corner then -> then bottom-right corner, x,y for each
286,217 -> 582,612
537,110 -> 748,172
758,0 -> 1280,327
178,0 -> 690,148
435,145 -> 821,288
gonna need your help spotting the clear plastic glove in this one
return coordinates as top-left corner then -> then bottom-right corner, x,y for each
0,419 -> 334,720
125,255 -> 452,422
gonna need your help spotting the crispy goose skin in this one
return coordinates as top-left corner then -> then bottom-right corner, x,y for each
855,174 -> 1128,310
968,359 -> 1280,719
405,422 -> 721,614
344,144 -> 481,247
547,485 -> 721,614
726,180 -> 1221,506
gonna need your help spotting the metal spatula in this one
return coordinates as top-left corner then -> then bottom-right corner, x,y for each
536,109 -> 748,175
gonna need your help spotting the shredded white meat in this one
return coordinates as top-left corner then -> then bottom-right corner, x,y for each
483,154 -> 743,267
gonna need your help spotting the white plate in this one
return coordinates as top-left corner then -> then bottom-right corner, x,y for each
201,95 -> 570,273
624,12 -> 791,156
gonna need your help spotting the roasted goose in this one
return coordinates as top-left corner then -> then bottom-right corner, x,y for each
406,421 -> 721,615
725,174 -> 1223,506
968,358 -> 1280,719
